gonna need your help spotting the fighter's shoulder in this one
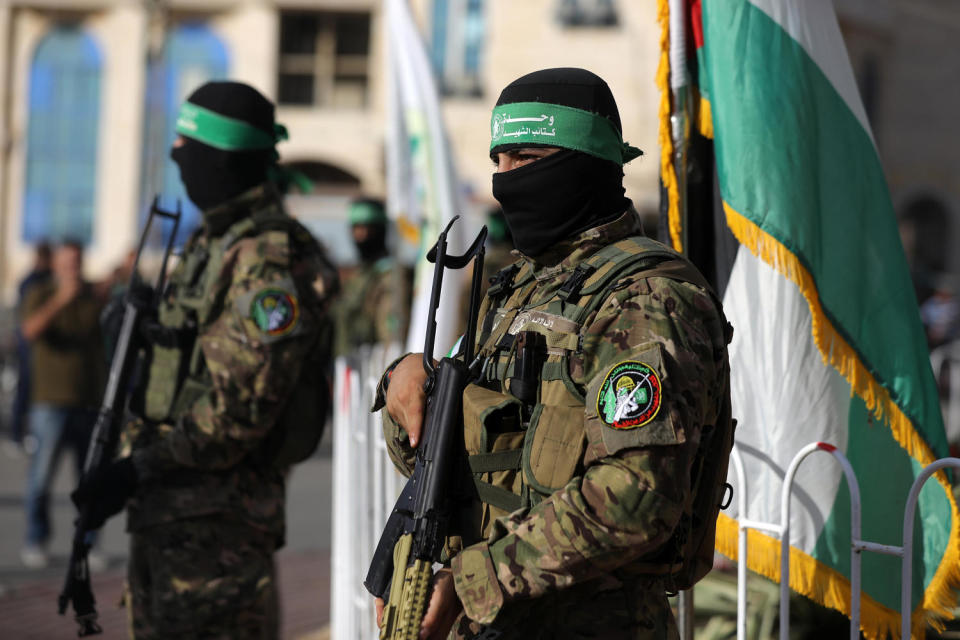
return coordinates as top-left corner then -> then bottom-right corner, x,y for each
229,216 -> 327,273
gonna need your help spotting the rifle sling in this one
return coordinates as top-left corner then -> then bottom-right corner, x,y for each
473,479 -> 523,514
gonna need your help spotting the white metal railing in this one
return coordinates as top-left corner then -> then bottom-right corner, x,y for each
330,344 -> 404,640
730,442 -> 960,640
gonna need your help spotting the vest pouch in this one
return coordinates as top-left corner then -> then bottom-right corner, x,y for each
521,404 -> 586,504
144,345 -> 184,421
462,384 -> 526,535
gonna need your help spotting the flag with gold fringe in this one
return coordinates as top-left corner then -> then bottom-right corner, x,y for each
657,1 -> 960,637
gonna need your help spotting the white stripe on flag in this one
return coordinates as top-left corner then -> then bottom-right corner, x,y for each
724,245 -> 850,553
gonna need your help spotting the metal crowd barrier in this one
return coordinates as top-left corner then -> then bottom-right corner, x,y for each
330,344 -> 404,640
729,443 -> 960,640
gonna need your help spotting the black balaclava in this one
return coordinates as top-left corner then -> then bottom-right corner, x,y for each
355,224 -> 388,263
491,68 -> 633,257
348,197 -> 389,263
170,82 -> 276,212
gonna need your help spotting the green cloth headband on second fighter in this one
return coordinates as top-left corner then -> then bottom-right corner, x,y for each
348,200 -> 387,225
176,101 -> 289,151
490,101 -> 642,166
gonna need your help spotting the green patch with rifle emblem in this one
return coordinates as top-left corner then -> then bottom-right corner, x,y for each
250,288 -> 299,337
596,360 -> 662,430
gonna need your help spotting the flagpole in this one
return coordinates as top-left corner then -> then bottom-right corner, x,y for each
668,0 -> 690,257
667,1 -> 695,637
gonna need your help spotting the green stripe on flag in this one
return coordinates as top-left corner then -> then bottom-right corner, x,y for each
702,1 -> 945,455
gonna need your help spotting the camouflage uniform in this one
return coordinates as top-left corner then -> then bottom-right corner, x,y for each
120,184 -> 337,639
334,257 -> 411,356
380,209 -> 731,638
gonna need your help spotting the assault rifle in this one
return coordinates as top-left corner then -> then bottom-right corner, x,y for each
58,198 -> 180,636
365,217 -> 488,640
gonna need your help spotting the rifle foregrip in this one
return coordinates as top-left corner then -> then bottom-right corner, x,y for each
380,538 -> 432,640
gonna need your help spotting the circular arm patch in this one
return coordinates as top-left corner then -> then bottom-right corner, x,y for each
250,289 -> 300,337
596,361 -> 662,429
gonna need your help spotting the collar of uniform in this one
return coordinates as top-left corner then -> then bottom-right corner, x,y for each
518,207 -> 644,281
201,183 -> 277,237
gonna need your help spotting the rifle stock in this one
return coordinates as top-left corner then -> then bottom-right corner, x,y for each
365,217 -> 487,639
58,198 -> 180,636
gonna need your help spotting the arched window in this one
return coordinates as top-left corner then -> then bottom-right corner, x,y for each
140,23 -> 229,245
23,25 -> 102,244
281,160 -> 367,265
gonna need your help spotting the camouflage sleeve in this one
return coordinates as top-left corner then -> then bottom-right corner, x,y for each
452,276 -> 727,625
372,353 -> 417,476
133,235 -> 328,473
372,268 -> 411,346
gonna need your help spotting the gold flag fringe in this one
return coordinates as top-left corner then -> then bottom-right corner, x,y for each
715,514 -> 911,639
696,93 -> 713,139
721,202 -> 960,638
656,0 -> 683,253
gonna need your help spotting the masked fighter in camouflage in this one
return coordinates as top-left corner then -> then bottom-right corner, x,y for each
375,68 -> 734,639
73,81 -> 338,639
334,198 -> 411,356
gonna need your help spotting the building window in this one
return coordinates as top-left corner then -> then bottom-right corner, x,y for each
556,0 -> 619,27
431,0 -> 485,97
23,25 -> 102,244
278,12 -> 371,108
140,23 -> 229,245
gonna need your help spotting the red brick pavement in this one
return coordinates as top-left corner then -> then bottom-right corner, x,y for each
0,550 -> 330,639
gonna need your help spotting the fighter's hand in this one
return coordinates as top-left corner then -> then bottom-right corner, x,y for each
385,353 -> 429,448
419,568 -> 461,640
375,597 -> 385,628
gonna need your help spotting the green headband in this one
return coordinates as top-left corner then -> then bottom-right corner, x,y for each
348,201 -> 387,225
175,101 -> 289,151
490,101 -> 642,166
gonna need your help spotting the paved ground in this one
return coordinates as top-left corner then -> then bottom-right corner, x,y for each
0,431 -> 334,639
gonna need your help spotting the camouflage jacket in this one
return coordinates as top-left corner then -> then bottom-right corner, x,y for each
334,256 -> 410,356
121,185 -> 338,542
381,210 -> 731,637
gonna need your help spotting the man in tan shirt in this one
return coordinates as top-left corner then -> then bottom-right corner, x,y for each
19,241 -> 106,568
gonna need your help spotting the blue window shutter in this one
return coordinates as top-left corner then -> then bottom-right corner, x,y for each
431,0 -> 449,80
140,23 -> 229,246
23,26 -> 102,244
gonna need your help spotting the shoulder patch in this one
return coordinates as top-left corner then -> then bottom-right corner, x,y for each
250,288 -> 300,337
596,360 -> 662,429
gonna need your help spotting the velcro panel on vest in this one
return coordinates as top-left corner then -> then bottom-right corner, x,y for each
506,310 -> 581,353
521,403 -> 586,497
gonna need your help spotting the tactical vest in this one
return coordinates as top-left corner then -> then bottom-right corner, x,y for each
142,206 -> 331,467
458,235 -> 735,590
